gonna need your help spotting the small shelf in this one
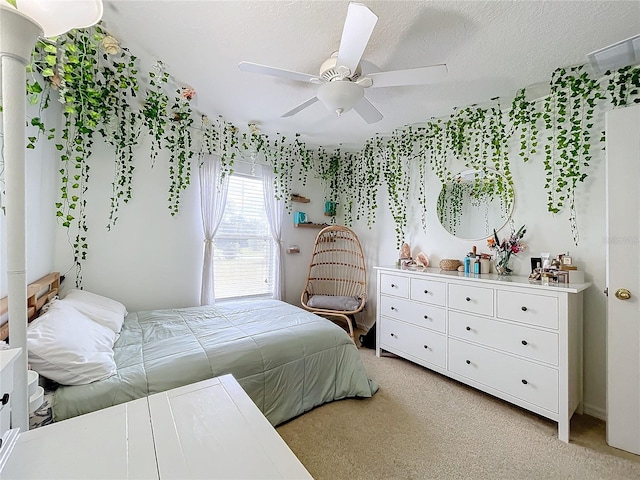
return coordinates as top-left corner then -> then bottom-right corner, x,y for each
295,223 -> 328,229
291,195 -> 310,203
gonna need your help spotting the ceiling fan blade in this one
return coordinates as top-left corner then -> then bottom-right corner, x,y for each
367,64 -> 448,88
282,96 -> 320,118
336,3 -> 378,75
238,61 -> 321,84
353,97 -> 383,124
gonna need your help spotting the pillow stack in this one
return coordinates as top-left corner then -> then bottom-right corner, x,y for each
27,289 -> 128,386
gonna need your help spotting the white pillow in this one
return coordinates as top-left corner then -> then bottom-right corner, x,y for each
62,289 -> 128,333
27,302 -> 117,386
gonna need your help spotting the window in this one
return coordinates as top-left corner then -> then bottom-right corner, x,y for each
214,174 -> 275,300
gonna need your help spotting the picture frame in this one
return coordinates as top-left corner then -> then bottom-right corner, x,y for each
530,257 -> 542,274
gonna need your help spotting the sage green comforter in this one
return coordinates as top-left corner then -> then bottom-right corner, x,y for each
52,299 -> 378,424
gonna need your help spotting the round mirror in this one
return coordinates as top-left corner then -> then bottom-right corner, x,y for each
437,169 -> 514,240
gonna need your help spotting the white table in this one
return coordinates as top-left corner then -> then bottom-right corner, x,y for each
1,374 -> 312,479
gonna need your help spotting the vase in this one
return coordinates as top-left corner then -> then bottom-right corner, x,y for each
495,251 -> 513,275
324,200 -> 336,216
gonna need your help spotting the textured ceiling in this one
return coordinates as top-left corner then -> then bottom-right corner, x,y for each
100,0 -> 640,149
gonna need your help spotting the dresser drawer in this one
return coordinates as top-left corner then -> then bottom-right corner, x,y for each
448,311 -> 559,365
448,284 -> 494,316
379,295 -> 446,333
410,278 -> 446,306
379,273 -> 409,298
380,317 -> 446,368
497,291 -> 559,329
448,338 -> 558,413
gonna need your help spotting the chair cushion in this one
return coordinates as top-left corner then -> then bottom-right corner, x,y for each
307,295 -> 361,311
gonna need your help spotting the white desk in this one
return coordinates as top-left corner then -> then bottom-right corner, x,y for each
2,375 -> 312,479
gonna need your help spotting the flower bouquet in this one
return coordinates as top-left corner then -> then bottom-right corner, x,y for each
487,225 -> 527,275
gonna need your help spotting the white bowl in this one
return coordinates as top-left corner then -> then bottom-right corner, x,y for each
29,386 -> 44,413
28,370 -> 39,397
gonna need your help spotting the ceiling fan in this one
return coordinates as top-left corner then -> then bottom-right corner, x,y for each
238,2 -> 448,124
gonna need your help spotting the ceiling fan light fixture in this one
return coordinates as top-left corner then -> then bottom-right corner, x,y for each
6,0 -> 103,38
317,81 -> 364,116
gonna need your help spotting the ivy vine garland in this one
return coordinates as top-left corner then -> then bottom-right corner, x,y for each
3,19 -> 640,282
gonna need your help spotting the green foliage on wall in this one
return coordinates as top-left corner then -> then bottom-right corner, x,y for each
3,22 -> 640,283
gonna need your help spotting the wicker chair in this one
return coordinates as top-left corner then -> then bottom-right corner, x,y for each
301,225 -> 366,340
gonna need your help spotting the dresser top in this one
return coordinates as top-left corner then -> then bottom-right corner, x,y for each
0,348 -> 21,370
375,265 -> 591,293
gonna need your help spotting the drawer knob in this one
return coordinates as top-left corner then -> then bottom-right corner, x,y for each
466,360 -> 471,365
423,345 -> 428,349
424,289 -> 429,294
1,393 -> 9,406
466,326 -> 471,331
423,315 -> 429,320
521,340 -> 528,346
465,297 -> 471,302
521,306 -> 528,312
390,306 -> 397,311
521,379 -> 528,385
390,333 -> 396,338
391,283 -> 396,288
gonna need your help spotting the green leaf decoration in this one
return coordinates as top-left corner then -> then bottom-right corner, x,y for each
16,22 -> 640,286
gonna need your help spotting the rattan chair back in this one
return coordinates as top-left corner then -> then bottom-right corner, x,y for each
301,225 -> 366,340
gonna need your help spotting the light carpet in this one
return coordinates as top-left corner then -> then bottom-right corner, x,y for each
277,348 -> 640,480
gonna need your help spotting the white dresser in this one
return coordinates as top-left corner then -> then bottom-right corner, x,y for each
375,266 -> 591,442
1,374 -> 312,479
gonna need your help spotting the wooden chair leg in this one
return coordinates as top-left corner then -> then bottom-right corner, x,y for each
322,313 -> 356,342
345,316 -> 355,342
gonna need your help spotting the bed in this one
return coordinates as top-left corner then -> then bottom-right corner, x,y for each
6,274 -> 378,427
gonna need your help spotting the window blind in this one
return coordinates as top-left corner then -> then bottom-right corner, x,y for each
214,174 -> 275,300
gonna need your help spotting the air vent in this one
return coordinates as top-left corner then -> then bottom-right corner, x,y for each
321,68 -> 361,83
321,68 -> 341,82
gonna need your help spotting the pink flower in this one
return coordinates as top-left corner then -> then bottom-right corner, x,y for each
181,87 -> 196,101
487,225 -> 527,256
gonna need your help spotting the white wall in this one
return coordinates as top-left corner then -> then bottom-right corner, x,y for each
0,103 -> 58,300
53,134 -> 203,312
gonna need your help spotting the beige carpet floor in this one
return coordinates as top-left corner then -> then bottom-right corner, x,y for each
277,348 -> 640,480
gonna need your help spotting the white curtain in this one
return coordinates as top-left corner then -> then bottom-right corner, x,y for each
199,154 -> 229,305
261,166 -> 285,300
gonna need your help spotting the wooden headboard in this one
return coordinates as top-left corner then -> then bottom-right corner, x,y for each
0,272 -> 61,341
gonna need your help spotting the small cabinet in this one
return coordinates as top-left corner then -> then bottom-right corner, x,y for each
1,348 -> 21,436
